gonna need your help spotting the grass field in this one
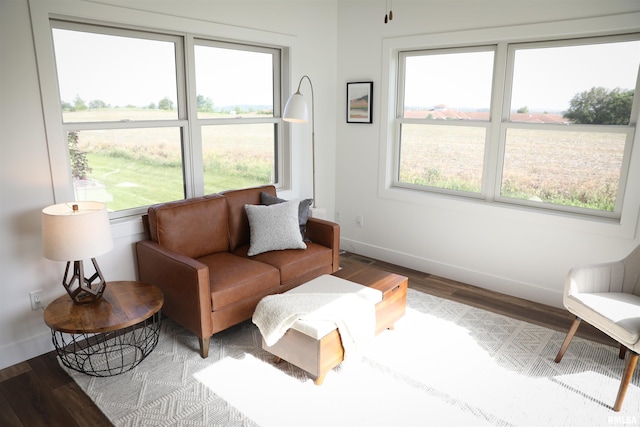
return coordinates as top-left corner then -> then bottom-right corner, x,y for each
68,109 -> 625,213
69,111 -> 274,211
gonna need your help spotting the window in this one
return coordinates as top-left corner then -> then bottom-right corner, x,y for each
398,48 -> 494,195
500,39 -> 638,215
395,35 -> 640,219
52,24 -> 185,215
194,41 -> 280,194
51,21 -> 283,217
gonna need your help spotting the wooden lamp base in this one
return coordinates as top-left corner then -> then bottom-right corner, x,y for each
62,258 -> 107,304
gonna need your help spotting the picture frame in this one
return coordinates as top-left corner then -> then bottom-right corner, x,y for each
346,81 -> 373,123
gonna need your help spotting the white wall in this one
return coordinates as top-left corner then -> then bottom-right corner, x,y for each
335,1 -> 640,308
0,0 -> 337,370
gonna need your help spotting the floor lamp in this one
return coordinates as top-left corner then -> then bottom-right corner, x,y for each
283,75 -> 317,209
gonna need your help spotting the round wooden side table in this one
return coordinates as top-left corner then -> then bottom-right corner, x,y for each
44,280 -> 164,377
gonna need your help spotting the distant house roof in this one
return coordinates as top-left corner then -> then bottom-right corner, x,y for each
405,109 -> 568,123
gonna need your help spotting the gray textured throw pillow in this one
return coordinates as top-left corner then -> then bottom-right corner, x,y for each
245,200 -> 307,256
260,192 -> 313,241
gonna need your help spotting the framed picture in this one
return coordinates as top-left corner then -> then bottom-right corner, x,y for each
346,81 -> 373,123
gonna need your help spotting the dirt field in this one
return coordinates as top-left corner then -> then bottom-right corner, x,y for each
399,120 -> 625,210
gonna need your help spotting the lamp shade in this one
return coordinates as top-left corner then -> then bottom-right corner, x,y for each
42,201 -> 113,261
283,92 -> 309,123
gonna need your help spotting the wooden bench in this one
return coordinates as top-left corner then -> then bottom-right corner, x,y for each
262,265 -> 408,384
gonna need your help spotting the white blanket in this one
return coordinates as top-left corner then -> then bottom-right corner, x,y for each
252,292 -> 376,360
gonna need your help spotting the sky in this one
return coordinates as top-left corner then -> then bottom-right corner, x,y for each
194,44 -> 273,107
52,29 -> 273,108
404,40 -> 640,113
510,41 -> 640,112
53,29 -> 177,107
53,28 -> 639,113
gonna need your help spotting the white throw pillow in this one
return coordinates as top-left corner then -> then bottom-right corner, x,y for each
260,192 -> 313,241
245,200 -> 307,256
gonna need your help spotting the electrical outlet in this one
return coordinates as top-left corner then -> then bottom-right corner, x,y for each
335,211 -> 341,223
356,214 -> 364,227
30,290 -> 43,310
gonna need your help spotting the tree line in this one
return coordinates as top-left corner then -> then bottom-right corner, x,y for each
563,87 -> 633,125
61,94 -> 269,114
62,95 -> 176,112
516,87 -> 633,125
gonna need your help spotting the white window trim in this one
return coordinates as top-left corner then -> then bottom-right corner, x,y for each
379,12 -> 640,239
495,35 -> 639,218
29,0 -> 296,224
395,45 -> 496,201
51,20 -> 191,220
189,37 -> 284,197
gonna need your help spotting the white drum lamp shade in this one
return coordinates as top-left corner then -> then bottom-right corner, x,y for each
42,201 -> 113,304
42,201 -> 113,261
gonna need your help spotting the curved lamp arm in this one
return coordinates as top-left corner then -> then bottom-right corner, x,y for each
283,75 -> 316,208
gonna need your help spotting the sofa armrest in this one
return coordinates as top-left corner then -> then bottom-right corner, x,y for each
305,217 -> 340,272
136,240 -> 213,340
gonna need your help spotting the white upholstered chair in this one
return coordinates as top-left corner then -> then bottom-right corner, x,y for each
555,244 -> 640,411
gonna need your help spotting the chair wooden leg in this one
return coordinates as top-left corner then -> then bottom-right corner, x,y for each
614,351 -> 638,412
555,317 -> 581,363
199,336 -> 210,358
618,344 -> 627,360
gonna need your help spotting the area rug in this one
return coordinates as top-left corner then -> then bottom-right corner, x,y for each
63,288 -> 640,426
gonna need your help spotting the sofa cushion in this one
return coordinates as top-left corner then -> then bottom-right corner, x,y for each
197,252 -> 280,311
234,241 -> 332,286
221,185 -> 277,252
260,192 -> 313,241
245,200 -> 307,256
148,194 -> 229,259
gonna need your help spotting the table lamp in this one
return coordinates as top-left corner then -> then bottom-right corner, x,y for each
42,201 -> 113,304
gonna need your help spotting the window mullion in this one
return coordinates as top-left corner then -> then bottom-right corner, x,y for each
197,117 -> 279,126
61,120 -> 187,131
394,51 -> 407,186
484,43 -> 508,202
183,34 -> 202,198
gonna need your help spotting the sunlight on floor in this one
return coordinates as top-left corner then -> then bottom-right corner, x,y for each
188,302 -> 638,426
193,352 -> 491,427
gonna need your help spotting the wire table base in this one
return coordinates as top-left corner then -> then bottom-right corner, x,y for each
52,311 -> 161,377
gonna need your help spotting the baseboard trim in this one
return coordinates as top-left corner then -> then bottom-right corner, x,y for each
0,331 -> 53,371
339,237 -> 562,309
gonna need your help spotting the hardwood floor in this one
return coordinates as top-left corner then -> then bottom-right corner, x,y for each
0,252 -> 616,426
340,252 -> 615,346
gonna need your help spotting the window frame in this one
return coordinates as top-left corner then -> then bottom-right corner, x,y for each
396,45 -> 496,200
189,38 -> 283,196
47,19 -> 288,220
393,34 -> 640,221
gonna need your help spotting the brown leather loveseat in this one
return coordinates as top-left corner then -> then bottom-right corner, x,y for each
136,185 -> 340,358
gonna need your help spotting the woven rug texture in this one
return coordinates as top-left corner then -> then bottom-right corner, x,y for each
64,288 -> 640,426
